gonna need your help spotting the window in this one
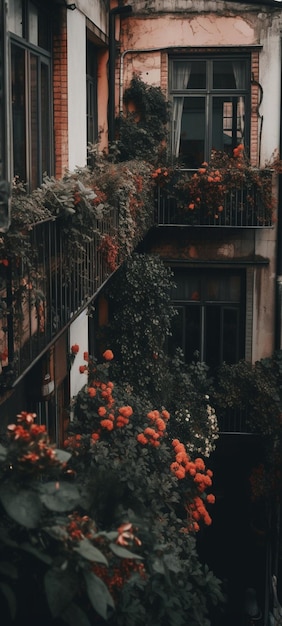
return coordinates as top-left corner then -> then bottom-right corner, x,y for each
170,56 -> 250,169
8,0 -> 52,188
169,269 -> 245,368
86,38 -> 98,151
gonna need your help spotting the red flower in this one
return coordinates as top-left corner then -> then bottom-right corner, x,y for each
71,344 -> 79,354
79,365 -> 87,374
103,349 -> 114,361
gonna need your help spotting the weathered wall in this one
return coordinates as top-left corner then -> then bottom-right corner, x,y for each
117,2 -> 282,362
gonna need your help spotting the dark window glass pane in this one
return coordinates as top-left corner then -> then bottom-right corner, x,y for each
205,273 -> 241,301
222,308 -> 239,363
11,44 -> 26,181
213,60 -> 246,89
29,3 -> 38,46
171,270 -> 243,367
172,271 -> 201,301
86,41 -> 98,147
41,62 -> 50,176
29,2 -> 50,50
30,53 -> 39,188
187,61 -> 206,89
172,61 -> 206,90
38,9 -> 50,50
8,0 -> 23,37
185,306 -> 201,361
212,96 -> 245,154
178,97 -> 205,168
205,305 -> 221,368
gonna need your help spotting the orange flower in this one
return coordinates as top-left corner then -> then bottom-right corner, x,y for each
195,458 -> 205,471
103,349 -> 114,361
174,466 -> 186,479
71,344 -> 79,354
161,409 -> 170,420
98,406 -> 107,417
119,405 -> 133,418
206,494 -> 215,504
137,433 -> 148,445
88,387 -> 96,398
100,419 -> 114,431
91,432 -> 100,442
83,351 -> 89,361
79,365 -> 87,373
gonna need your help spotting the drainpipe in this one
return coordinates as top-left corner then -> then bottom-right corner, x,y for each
275,37 -> 282,350
0,0 -> 11,233
108,4 -> 132,144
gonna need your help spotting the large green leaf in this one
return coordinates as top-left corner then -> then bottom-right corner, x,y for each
73,539 -> 108,565
109,543 -> 143,560
39,481 -> 80,512
0,443 -> 7,462
20,541 -> 53,565
83,571 -> 115,620
0,561 -> 18,579
0,485 -> 42,528
54,448 -> 72,464
61,602 -> 91,626
44,568 -> 79,618
0,582 -> 17,619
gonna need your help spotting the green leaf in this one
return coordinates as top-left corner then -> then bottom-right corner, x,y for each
0,485 -> 42,528
44,568 -> 79,618
20,541 -> 53,565
0,561 -> 18,580
62,602 -> 91,626
54,448 -> 72,464
39,481 -> 80,512
152,557 -> 165,574
0,443 -> 7,462
83,571 -> 115,620
74,539 -> 108,565
0,582 -> 17,619
109,543 -> 143,560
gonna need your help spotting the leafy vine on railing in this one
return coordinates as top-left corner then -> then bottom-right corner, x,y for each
152,146 -> 278,225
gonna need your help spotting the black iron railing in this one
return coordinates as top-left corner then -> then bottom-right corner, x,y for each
0,209 -> 118,388
156,170 -> 273,228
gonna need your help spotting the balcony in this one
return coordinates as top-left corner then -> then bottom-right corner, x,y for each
0,210 -> 118,390
154,164 -> 273,228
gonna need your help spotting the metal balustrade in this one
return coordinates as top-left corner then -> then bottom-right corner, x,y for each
0,209 -> 118,388
156,171 -> 273,228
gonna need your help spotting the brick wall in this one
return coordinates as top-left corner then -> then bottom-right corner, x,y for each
53,8 -> 69,178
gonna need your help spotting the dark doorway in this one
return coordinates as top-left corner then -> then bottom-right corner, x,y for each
197,434 -> 266,625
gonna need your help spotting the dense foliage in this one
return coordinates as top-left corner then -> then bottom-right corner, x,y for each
0,352 -> 225,626
115,75 -> 169,164
101,254 -> 219,459
64,350 -> 224,625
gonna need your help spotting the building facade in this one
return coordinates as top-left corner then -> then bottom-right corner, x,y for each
0,0 -> 281,621
0,0 -> 112,439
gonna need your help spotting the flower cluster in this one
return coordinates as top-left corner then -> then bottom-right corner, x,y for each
4,411 -> 65,475
98,234 -> 119,273
136,409 -> 170,447
66,349 -> 216,539
170,439 -> 215,531
92,559 -> 146,601
174,399 -> 219,458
